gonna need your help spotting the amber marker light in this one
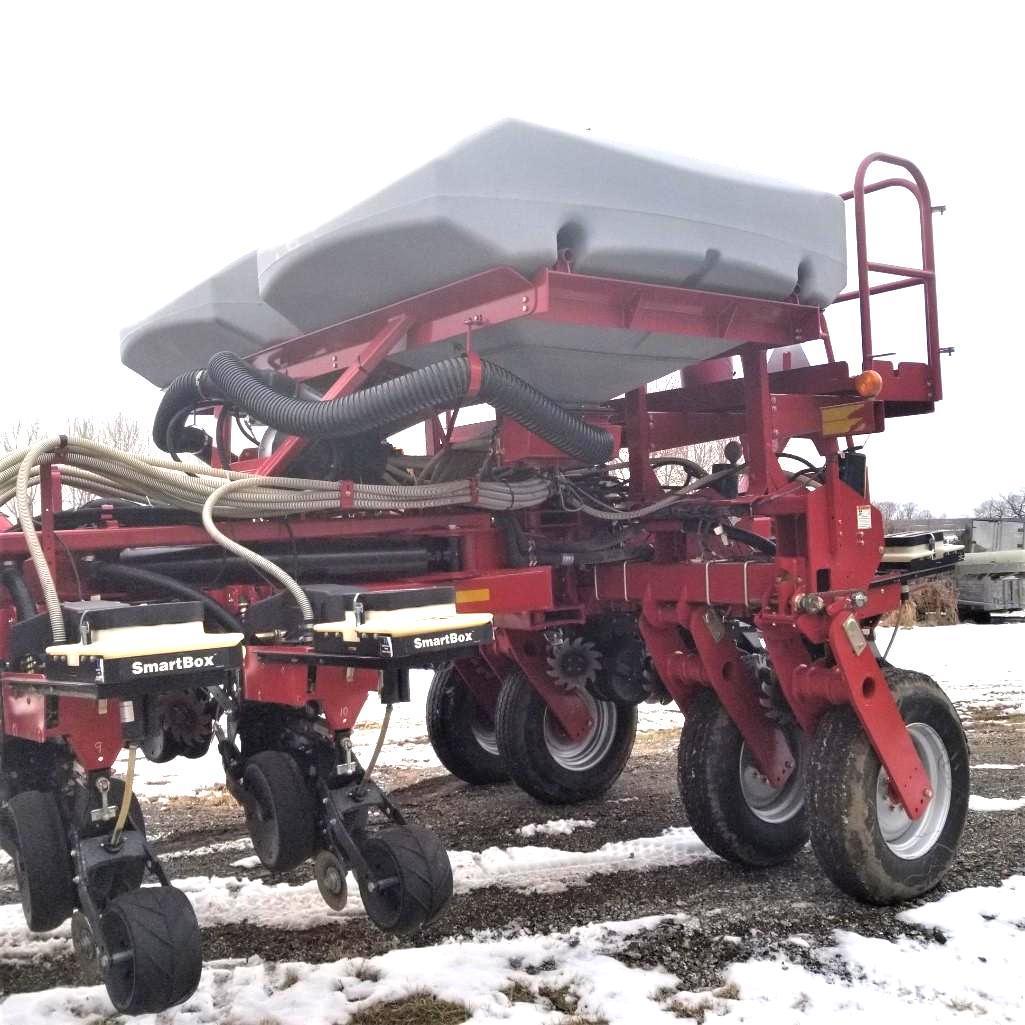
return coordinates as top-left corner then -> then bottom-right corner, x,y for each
853,369 -> 884,398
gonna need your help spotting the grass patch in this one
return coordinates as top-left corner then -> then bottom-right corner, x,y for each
502,980 -> 536,1004
349,993 -> 469,1025
351,960 -> 382,984
538,982 -> 579,1014
660,982 -> 740,1022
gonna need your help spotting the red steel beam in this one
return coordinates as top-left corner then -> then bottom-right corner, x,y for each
255,314 -> 413,477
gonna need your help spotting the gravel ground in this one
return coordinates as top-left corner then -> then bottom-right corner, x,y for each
1,701 -> 1022,999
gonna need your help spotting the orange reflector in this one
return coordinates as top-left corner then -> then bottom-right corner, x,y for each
853,370 -> 883,398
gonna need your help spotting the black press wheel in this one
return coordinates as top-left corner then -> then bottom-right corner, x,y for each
359,825 -> 453,935
7,789 -> 77,932
495,671 -> 636,805
807,668 -> 969,904
100,885 -> 202,1014
242,750 -> 316,872
426,665 -> 509,785
141,727 -> 182,764
677,689 -> 809,867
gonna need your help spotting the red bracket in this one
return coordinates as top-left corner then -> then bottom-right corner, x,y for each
497,629 -> 593,742
689,607 -> 795,787
465,349 -> 483,402
826,607 -> 931,819
2,684 -> 123,771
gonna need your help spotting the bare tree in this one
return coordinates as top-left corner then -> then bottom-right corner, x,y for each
0,415 -> 148,518
975,491 -> 1025,520
877,500 -> 933,527
645,372 -> 731,486
876,500 -> 899,526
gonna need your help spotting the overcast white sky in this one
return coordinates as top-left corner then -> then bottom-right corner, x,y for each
1,3 -> 1021,516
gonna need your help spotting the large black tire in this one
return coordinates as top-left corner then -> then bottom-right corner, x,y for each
359,825 -> 453,935
426,665 -> 508,785
242,751 -> 316,872
677,690 -> 808,867
495,671 -> 636,805
807,668 -> 969,904
7,789 -> 77,932
100,886 -> 202,1014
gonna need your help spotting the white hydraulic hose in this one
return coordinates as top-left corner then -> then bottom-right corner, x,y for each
6,435 -> 555,631
16,438 -> 67,642
202,475 -> 315,623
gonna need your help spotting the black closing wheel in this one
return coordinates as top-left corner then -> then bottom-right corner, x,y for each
495,671 -> 636,804
426,665 -> 509,785
100,886 -> 202,1014
807,668 -> 969,904
141,727 -> 182,764
359,825 -> 453,935
7,789 -> 77,932
677,690 -> 808,867
314,849 -> 350,911
242,750 -> 316,872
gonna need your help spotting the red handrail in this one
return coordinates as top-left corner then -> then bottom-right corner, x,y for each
835,155 -> 942,400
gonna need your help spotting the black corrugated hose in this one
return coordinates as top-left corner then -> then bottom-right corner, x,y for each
0,565 -> 35,621
91,561 -> 244,634
153,352 -> 614,466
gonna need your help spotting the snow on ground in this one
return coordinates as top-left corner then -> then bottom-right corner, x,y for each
0,827 -> 714,959
969,794 -> 1025,811
5,877 -> 1024,1024
516,818 -> 596,838
879,620 -> 1025,714
725,875 -> 1025,1024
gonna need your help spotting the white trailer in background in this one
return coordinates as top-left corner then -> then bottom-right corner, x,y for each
906,519 -> 1025,619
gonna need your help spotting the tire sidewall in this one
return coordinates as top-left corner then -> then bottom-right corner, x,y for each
678,691 -> 809,865
426,666 -> 508,785
498,673 -> 636,804
850,686 -> 967,897
808,673 -> 969,903
242,751 -> 315,871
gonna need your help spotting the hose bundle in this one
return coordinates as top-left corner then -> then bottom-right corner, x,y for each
1,437 -> 554,642
154,352 -> 615,466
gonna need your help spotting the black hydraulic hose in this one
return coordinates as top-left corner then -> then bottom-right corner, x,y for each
91,561 -> 244,634
0,566 -> 36,621
153,371 -> 210,453
196,351 -> 614,465
722,524 -> 777,557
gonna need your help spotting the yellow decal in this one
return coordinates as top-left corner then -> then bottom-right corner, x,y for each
820,401 -> 868,437
455,588 -> 491,606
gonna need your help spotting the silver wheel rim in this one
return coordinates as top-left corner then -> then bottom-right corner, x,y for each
470,713 -> 501,758
738,735 -> 806,824
542,692 -> 618,772
876,722 -> 952,860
